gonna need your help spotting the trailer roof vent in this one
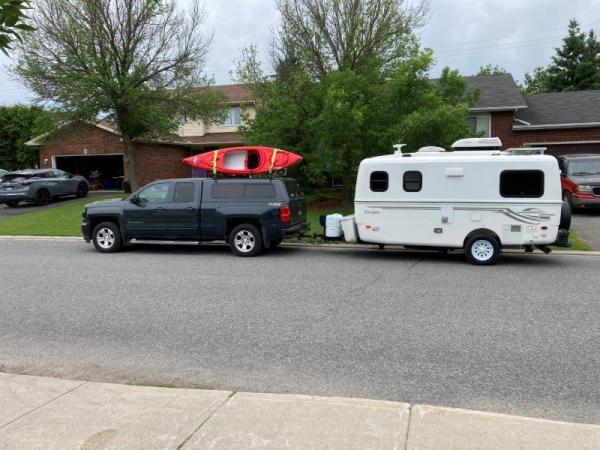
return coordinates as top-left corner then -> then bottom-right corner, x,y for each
417,146 -> 447,153
451,137 -> 502,151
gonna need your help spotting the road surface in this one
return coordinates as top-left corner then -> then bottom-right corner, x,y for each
572,208 -> 600,249
1,239 -> 599,424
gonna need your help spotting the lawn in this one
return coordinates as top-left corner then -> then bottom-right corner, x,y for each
0,195 -> 120,237
556,230 -> 594,251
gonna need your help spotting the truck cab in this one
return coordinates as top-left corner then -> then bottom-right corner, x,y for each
82,178 -> 308,256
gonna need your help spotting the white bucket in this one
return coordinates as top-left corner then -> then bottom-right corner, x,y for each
325,214 -> 344,238
340,215 -> 358,243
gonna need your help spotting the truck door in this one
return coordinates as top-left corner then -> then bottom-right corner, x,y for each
167,181 -> 201,238
123,182 -> 171,238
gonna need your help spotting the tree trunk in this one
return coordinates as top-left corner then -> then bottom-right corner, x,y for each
121,134 -> 139,192
342,171 -> 355,206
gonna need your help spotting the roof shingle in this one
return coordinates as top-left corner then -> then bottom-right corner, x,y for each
464,74 -> 527,111
516,90 -> 600,125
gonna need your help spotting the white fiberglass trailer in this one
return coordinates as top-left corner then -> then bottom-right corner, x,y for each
342,147 -> 571,265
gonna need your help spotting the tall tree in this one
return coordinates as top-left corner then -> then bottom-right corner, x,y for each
13,0 -> 224,191
0,105 -> 53,170
477,64 -> 506,76
0,0 -> 34,54
273,0 -> 430,77
523,19 -> 600,93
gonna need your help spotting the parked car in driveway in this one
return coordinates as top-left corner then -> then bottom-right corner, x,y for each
82,178 -> 308,256
0,169 -> 89,207
557,154 -> 600,208
0,169 -> 7,179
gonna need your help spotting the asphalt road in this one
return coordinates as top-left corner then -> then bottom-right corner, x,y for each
572,208 -> 600,249
1,239 -> 599,424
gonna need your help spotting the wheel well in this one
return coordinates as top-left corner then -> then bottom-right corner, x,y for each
225,218 -> 261,241
463,229 -> 501,248
89,216 -> 119,233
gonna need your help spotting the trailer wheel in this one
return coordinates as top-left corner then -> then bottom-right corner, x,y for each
464,234 -> 501,265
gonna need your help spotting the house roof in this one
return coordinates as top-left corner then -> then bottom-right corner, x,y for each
207,83 -> 255,104
464,74 -> 527,112
514,90 -> 600,129
172,132 -> 243,146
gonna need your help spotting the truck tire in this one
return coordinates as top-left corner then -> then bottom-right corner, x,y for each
229,224 -> 263,257
464,234 -> 501,265
92,221 -> 122,253
35,189 -> 50,206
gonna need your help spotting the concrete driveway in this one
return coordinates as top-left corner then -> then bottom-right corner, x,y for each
1,239 -> 599,425
0,191 -> 122,218
572,209 -> 600,249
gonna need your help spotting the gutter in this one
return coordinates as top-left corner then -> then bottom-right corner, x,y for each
514,122 -> 600,131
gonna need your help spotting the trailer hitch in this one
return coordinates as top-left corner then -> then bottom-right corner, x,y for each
535,245 -> 552,254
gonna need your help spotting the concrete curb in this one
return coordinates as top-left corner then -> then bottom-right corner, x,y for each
1,235 -> 599,256
1,373 -> 599,449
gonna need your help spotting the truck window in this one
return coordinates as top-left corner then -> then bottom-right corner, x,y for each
403,171 -> 422,192
283,180 -> 303,199
173,182 -> 196,203
138,183 -> 170,203
212,183 -> 244,199
244,184 -> 276,199
370,171 -> 389,192
500,170 -> 544,198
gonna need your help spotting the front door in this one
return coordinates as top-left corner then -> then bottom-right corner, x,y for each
167,181 -> 201,238
123,182 -> 171,239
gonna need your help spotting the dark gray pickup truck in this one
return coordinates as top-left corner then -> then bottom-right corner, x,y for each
82,178 -> 308,256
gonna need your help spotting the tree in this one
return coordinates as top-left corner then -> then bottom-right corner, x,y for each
273,0 -> 430,77
522,19 -> 600,93
477,64 -> 506,76
237,48 -> 473,203
13,0 -> 224,191
0,0 -> 34,54
0,105 -> 53,170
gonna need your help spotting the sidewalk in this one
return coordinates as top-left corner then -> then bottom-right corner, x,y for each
1,372 -> 599,449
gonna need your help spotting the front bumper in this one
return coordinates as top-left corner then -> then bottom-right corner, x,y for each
0,192 -> 31,203
572,193 -> 600,207
81,222 -> 91,242
282,221 -> 310,238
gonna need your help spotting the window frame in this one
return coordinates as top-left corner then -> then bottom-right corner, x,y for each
172,181 -> 197,203
137,182 -> 171,204
220,107 -> 242,127
403,171 -> 423,193
499,170 -> 545,198
369,171 -> 389,192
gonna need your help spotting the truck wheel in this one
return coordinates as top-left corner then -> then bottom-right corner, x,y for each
6,201 -> 19,208
92,222 -> 122,253
464,234 -> 501,265
35,189 -> 50,206
229,224 -> 262,257
76,182 -> 89,198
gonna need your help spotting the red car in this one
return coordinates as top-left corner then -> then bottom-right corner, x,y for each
557,154 -> 600,208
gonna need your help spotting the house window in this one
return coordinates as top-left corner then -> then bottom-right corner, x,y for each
370,171 -> 389,192
403,171 -> 422,192
467,114 -> 491,137
500,170 -> 544,198
220,107 -> 242,126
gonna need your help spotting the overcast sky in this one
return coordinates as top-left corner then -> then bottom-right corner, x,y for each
1,0 -> 599,104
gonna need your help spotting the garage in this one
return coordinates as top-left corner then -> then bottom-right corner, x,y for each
54,154 -> 124,191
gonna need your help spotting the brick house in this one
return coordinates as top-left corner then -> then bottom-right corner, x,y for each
465,74 -> 600,154
26,76 -> 600,190
26,84 -> 256,189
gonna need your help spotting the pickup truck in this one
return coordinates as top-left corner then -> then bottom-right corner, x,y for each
82,178 -> 308,256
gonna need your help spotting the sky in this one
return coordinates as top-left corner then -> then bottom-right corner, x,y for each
1,0 -> 600,104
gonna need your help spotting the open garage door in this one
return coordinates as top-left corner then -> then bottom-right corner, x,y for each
55,154 -> 124,191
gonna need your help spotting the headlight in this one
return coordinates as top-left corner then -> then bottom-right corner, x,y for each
577,185 -> 593,193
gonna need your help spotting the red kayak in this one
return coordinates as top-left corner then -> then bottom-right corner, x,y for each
183,146 -> 303,175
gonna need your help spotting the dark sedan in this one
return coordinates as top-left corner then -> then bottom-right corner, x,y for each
0,169 -> 89,207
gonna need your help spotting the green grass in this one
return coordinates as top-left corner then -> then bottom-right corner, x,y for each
555,230 -> 595,251
0,195 -> 120,236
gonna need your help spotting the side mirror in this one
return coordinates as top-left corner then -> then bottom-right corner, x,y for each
130,195 -> 139,204
560,171 -> 565,177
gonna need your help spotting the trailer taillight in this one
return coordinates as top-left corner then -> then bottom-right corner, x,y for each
280,205 -> 291,223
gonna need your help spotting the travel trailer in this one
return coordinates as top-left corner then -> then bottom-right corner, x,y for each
340,145 -> 571,265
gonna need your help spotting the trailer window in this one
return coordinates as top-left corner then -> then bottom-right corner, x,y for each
403,171 -> 422,192
370,171 -> 389,192
500,170 -> 544,198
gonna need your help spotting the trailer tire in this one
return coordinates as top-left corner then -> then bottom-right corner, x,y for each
559,200 -> 572,231
464,234 -> 501,265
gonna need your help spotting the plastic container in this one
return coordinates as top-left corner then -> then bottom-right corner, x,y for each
325,213 -> 344,238
340,215 -> 358,243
